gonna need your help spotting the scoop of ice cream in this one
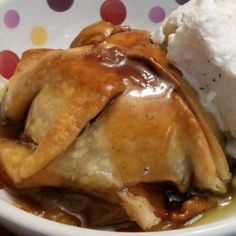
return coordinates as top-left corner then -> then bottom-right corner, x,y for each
152,0 -> 236,153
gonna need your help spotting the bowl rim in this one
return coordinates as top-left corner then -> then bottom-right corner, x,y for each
0,198 -> 235,236
0,0 -> 235,235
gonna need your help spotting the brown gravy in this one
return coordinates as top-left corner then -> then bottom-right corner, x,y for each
11,188 -> 130,230
0,47 -> 233,232
15,196 -> 82,227
6,184 -> 226,232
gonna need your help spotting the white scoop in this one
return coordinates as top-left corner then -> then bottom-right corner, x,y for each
152,0 -> 236,157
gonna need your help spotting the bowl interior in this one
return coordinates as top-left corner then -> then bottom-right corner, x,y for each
1,0 -> 236,236
0,0 -> 182,55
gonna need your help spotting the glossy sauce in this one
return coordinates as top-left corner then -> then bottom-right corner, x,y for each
11,188 -> 129,229
192,173 -> 236,227
7,184 -> 223,231
0,47 -> 233,232
98,49 -> 184,185
15,196 -> 82,227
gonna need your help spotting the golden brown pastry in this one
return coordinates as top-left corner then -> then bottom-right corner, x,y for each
0,21 -> 230,230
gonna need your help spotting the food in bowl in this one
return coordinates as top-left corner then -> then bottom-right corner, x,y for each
0,0 -> 235,232
153,0 -> 236,144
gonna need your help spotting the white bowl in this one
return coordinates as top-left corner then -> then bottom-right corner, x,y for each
0,0 -> 235,235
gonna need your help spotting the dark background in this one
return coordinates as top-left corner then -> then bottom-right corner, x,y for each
0,225 -> 15,235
